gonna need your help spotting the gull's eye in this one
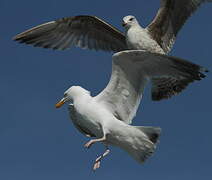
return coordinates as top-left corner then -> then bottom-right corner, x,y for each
64,93 -> 67,97
129,17 -> 134,21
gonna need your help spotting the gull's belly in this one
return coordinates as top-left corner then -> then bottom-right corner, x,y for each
126,28 -> 165,54
73,102 -> 108,138
75,112 -> 103,137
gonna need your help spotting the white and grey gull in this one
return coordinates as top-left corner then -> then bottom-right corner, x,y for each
14,0 -> 212,54
55,50 -> 208,170
13,0 -> 212,100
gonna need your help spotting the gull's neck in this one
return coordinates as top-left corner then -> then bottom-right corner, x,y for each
125,23 -> 143,32
72,91 -> 92,115
72,91 -> 92,105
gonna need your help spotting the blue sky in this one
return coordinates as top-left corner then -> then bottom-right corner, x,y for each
1,0 -> 212,179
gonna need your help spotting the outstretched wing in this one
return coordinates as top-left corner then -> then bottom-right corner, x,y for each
95,50 -> 207,124
150,54 -> 208,100
14,15 -> 127,52
94,50 -> 148,124
147,0 -> 212,53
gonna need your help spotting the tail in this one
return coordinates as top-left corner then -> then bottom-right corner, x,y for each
135,126 -> 161,144
117,126 -> 161,163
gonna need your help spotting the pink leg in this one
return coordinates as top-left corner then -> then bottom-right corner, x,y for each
93,147 -> 110,171
84,135 -> 106,149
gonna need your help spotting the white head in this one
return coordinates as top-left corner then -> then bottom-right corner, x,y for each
55,86 -> 90,108
122,15 -> 139,29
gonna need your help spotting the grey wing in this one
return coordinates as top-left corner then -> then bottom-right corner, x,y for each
68,104 -> 95,137
14,15 -> 127,52
150,54 -> 208,101
95,50 -> 208,124
94,51 -> 149,124
147,0 -> 212,53
134,51 -> 207,101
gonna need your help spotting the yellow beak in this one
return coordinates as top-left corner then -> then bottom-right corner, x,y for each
55,98 -> 65,108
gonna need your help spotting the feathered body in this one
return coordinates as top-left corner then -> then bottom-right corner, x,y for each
123,15 -> 165,54
67,86 -> 160,163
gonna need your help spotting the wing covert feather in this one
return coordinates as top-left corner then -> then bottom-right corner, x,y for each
95,50 -> 207,124
147,0 -> 212,53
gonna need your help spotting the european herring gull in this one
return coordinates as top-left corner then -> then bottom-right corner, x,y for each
55,50 -> 208,170
14,0 -> 212,54
13,0 -> 212,100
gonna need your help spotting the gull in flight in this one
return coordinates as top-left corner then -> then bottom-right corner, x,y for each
55,50 -> 208,170
14,0 -> 212,54
13,0 -> 212,100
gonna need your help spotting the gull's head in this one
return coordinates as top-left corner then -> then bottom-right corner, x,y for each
122,15 -> 138,29
55,86 -> 90,108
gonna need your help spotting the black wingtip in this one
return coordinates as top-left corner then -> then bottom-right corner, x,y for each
198,67 -> 209,79
200,66 -> 209,73
205,69 -> 209,73
12,35 -> 19,41
12,33 -> 24,41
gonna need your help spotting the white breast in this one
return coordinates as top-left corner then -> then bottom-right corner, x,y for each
73,99 -> 110,138
126,27 -> 165,54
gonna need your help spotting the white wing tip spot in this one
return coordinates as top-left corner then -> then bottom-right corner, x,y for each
122,89 -> 130,99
